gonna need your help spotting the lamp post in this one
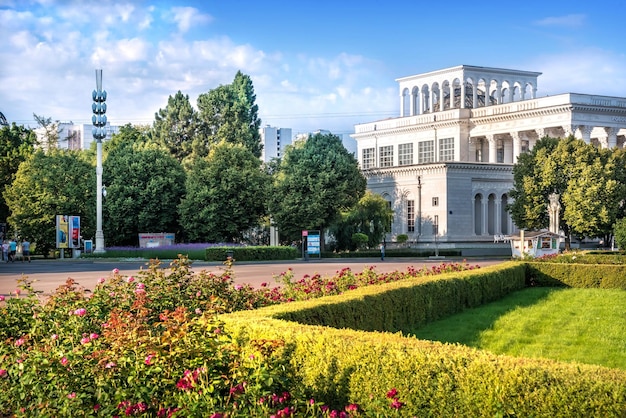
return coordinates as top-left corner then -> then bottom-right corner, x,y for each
92,69 -> 107,253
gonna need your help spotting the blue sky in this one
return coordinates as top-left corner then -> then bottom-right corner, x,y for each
1,0 -> 626,137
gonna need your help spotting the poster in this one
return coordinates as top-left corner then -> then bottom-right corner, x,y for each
56,215 -> 69,249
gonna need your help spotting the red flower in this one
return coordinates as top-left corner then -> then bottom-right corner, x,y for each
386,388 -> 398,398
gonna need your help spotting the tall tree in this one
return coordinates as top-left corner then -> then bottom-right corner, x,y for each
33,114 -> 59,150
329,191 -> 393,251
152,91 -> 199,162
268,133 -> 366,243
103,127 -> 186,246
3,149 -> 95,256
508,136 -> 618,248
197,71 -> 263,157
178,141 -> 269,242
0,123 -> 36,224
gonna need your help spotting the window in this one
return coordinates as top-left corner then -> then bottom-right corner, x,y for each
418,140 -> 434,164
497,139 -> 504,163
407,200 -> 415,232
433,215 -> 439,235
398,143 -> 413,166
439,137 -> 454,161
379,145 -> 393,167
362,148 -> 375,169
432,197 -> 439,207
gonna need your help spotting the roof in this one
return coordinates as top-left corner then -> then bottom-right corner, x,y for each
507,230 -> 565,239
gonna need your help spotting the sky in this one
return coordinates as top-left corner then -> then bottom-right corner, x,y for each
1,0 -> 626,138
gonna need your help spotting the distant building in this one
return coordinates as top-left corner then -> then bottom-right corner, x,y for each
260,125 -> 292,162
34,122 -> 120,151
352,64 -> 626,248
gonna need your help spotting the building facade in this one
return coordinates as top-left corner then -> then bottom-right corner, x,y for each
261,125 -> 292,162
352,65 -> 626,245
35,122 -> 120,151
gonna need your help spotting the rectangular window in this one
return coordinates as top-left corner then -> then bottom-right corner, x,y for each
379,145 -> 393,167
362,148 -> 375,169
439,137 -> 455,161
407,200 -> 415,232
497,139 -> 504,163
432,197 -> 439,207
398,143 -> 413,166
433,215 -> 439,235
418,140 -> 434,164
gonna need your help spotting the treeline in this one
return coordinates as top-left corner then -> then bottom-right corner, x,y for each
0,72 -> 391,255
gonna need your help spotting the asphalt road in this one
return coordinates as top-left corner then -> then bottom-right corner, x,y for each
0,256 -> 507,297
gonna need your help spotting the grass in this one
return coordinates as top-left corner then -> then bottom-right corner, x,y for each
407,287 -> 626,370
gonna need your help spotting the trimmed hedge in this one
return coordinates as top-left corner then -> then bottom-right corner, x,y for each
526,262 -> 626,289
205,245 -> 298,261
322,248 -> 462,258
222,262 -> 626,416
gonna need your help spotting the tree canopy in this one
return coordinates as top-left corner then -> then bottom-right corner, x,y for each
178,141 -> 269,242
0,123 -> 36,225
152,91 -> 199,162
508,136 -> 624,246
103,126 -> 186,246
268,133 -> 366,243
3,149 -> 95,256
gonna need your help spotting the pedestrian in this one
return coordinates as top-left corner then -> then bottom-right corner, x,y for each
8,239 -> 17,262
21,239 -> 31,263
2,241 -> 8,262
379,242 -> 385,261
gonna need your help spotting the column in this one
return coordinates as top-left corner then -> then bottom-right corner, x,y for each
606,127 -> 618,148
494,198 -> 502,235
580,125 -> 593,144
400,91 -> 405,117
561,125 -> 576,138
535,128 -> 546,141
486,134 -> 497,163
468,137 -> 477,162
482,199 -> 488,235
460,82 -> 466,109
503,137 -> 513,163
511,132 -> 522,162
429,88 -> 435,113
409,89 -> 415,116
473,82 -> 478,109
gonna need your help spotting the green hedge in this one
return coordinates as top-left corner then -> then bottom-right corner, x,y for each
205,245 -> 298,261
275,263 -> 526,332
526,262 -> 626,289
223,262 -> 625,416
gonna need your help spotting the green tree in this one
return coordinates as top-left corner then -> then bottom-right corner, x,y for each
613,218 -> 626,250
103,127 -> 186,246
197,71 -> 262,157
329,191 -> 393,251
269,133 -> 366,244
0,123 -> 36,224
33,114 -> 59,150
509,136 -> 620,248
3,149 -> 95,256
178,141 -> 269,242
152,91 -> 199,162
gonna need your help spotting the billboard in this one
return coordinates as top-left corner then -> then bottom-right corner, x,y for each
56,215 -> 80,249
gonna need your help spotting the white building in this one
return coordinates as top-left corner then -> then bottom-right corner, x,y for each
352,65 -> 626,248
261,125 -> 292,162
35,122 -> 120,151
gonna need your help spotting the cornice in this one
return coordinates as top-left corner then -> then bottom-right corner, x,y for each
362,162 -> 513,178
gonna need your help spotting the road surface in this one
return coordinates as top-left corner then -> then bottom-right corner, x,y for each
0,257 -> 507,297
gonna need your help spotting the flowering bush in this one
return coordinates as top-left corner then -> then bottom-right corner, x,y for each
0,255 -> 477,416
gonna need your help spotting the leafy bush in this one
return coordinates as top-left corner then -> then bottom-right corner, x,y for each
206,245 -> 297,261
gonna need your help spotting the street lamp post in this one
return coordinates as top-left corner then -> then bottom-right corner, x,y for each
92,69 -> 107,253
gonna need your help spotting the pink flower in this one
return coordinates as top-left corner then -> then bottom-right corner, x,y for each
60,357 -> 68,366
126,276 -> 135,283
15,289 -> 20,296
81,336 -> 91,345
97,277 -> 106,284
112,268 -> 119,274
51,334 -> 59,340
105,362 -> 116,369
73,308 -> 87,317
136,282 -> 145,289
67,392 -> 76,399
234,284 -> 243,291
0,295 -> 5,301
144,354 -> 155,365
195,308 -> 202,315
90,333 -> 99,340
0,369 -> 7,377
15,338 -> 24,347
390,398 -> 404,409
386,388 -> 398,398
134,288 -> 145,295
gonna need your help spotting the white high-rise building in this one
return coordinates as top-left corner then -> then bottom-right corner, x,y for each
352,64 -> 626,250
34,122 -> 120,151
261,125 -> 292,162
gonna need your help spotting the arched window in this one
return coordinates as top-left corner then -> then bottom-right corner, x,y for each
501,194 -> 509,234
487,194 -> 496,235
474,193 -> 483,235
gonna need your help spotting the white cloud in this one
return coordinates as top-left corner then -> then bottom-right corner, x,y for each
170,6 -> 212,33
533,14 -> 586,28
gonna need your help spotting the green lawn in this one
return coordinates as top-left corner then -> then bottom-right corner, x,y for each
407,287 -> 626,370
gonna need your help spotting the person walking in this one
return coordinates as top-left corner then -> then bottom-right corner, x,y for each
21,239 -> 31,262
379,242 -> 385,261
2,241 -> 8,262
8,239 -> 17,262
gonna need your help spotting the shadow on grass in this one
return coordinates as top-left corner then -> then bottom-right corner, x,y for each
403,287 -> 562,347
